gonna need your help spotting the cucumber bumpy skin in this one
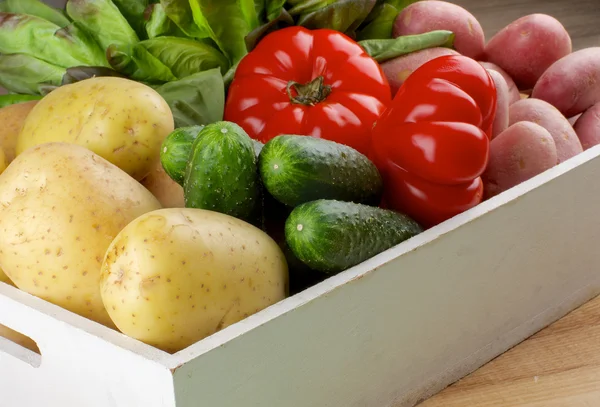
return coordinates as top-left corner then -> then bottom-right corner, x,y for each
160,125 -> 205,186
183,121 -> 260,223
259,135 -> 383,207
285,200 -> 423,274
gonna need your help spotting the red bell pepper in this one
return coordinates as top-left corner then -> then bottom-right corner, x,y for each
370,55 -> 497,228
224,26 -> 392,156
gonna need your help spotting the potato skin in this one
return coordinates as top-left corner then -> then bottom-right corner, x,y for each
486,69 -> 510,139
381,47 -> 460,96
484,14 -> 572,90
479,62 -> 520,105
483,122 -> 557,199
532,47 -> 600,118
140,158 -> 185,208
509,98 -> 582,163
16,77 -> 174,180
393,1 -> 485,59
0,325 -> 39,353
573,102 -> 600,150
0,101 -> 37,164
0,149 -> 5,175
0,143 -> 162,327
100,208 -> 289,353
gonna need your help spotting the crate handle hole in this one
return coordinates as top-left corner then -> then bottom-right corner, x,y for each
0,323 -> 41,368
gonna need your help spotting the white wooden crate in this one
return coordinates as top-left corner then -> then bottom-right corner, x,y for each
2,145 -> 600,407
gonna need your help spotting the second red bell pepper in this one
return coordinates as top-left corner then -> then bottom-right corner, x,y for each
370,55 -> 497,228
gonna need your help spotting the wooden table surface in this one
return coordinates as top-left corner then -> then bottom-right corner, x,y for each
419,295 -> 600,406
418,3 -> 600,406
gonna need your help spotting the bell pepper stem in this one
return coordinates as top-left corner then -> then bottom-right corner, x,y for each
286,76 -> 332,106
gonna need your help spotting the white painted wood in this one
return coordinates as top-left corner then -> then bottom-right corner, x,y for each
0,283 -> 176,407
3,145 -> 600,407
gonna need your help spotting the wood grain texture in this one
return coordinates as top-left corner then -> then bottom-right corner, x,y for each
419,294 -> 600,406
452,0 -> 600,51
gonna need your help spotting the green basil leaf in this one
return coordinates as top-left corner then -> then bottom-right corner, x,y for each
155,68 -> 225,128
386,0 -> 420,9
66,0 -> 140,50
107,42 -> 177,83
359,30 -> 455,63
139,36 -> 230,78
111,0 -> 152,39
0,13 -> 108,67
356,3 -> 399,40
0,94 -> 43,109
189,0 -> 256,64
0,0 -> 70,27
296,0 -> 377,37
240,0 -> 261,30
0,53 -> 66,95
245,7 -> 294,52
160,0 -> 216,40
144,3 -> 187,38
287,0 -> 336,16
62,66 -> 127,85
265,0 -> 287,21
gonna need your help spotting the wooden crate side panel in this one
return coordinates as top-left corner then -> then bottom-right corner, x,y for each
0,284 -> 176,407
172,148 -> 600,407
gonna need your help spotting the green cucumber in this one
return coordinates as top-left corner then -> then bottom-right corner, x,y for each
285,200 -> 423,274
184,121 -> 260,223
259,135 -> 383,207
160,125 -> 204,186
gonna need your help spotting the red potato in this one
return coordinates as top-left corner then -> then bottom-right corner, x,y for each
392,1 -> 485,59
508,98 -> 583,163
381,47 -> 460,96
568,113 -> 582,126
484,14 -> 572,90
573,102 -> 600,150
532,47 -> 600,118
486,69 -> 510,139
482,122 -> 557,199
479,61 -> 521,104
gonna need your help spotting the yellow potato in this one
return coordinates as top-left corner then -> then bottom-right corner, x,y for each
100,208 -> 289,353
0,148 -> 5,175
141,159 -> 185,208
0,269 -> 10,284
0,101 -> 38,163
0,324 -> 39,353
0,142 -> 162,327
16,77 -> 174,180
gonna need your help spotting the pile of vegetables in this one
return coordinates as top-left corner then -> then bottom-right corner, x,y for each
0,0 -> 455,127
1,0 -> 600,354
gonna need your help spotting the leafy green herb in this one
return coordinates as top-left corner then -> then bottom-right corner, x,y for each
265,0 -> 287,21
359,30 -> 455,63
357,3 -> 398,40
111,0 -> 152,39
66,0 -> 140,50
0,0 -> 70,27
155,68 -> 225,128
139,36 -> 230,78
189,0 -> 257,64
287,0 -> 336,16
0,53 -> 66,95
107,43 -> 177,83
161,0 -> 216,40
145,2 -> 187,38
0,13 -> 108,68
61,66 -> 127,85
245,7 -> 294,52
0,94 -> 43,109
295,0 -> 377,37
